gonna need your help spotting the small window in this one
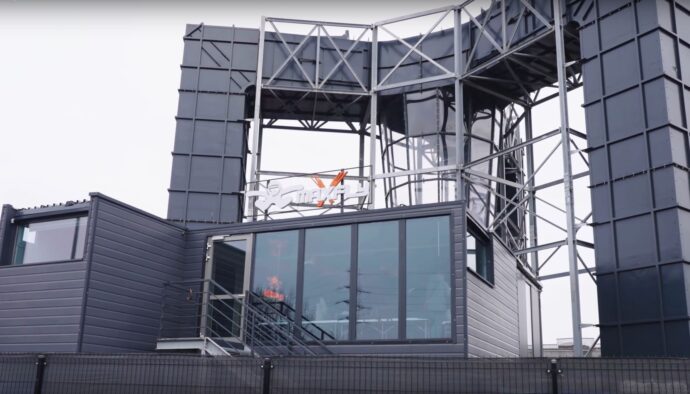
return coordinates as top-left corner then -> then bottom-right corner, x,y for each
466,229 -> 492,284
12,216 -> 88,265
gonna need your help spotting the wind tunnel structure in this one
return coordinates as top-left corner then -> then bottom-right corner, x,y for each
167,0 -> 690,357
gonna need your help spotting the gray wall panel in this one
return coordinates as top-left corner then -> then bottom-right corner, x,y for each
168,24 -> 251,226
466,239 -> 519,357
80,196 -> 186,353
0,261 -> 87,352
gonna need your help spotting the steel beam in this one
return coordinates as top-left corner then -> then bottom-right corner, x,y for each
248,16 -> 267,221
553,0 -> 583,356
369,26 -> 379,209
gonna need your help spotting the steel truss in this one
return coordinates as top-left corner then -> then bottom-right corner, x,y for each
247,0 -> 594,356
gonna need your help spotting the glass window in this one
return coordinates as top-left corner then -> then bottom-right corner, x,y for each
406,216 -> 451,339
252,231 -> 299,309
467,230 -> 492,283
303,226 -> 351,341
356,221 -> 399,340
12,216 -> 88,265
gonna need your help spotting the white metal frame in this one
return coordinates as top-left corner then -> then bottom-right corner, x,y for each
246,0 -> 593,356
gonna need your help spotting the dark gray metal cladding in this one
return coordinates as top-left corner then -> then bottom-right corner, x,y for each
0,203 -> 92,352
169,24 -> 255,226
581,0 -> 690,356
79,194 -> 187,352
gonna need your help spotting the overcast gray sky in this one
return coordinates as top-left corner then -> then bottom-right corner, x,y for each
0,0 -> 597,347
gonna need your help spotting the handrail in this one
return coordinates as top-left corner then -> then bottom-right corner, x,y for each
158,279 -> 331,357
247,291 -> 336,342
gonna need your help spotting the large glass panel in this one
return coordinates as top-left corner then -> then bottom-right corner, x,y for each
252,231 -> 299,309
356,221 -> 399,340
303,226 -> 351,341
13,216 -> 88,265
406,216 -> 451,339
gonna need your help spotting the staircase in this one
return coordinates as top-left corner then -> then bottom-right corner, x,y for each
156,279 -> 332,357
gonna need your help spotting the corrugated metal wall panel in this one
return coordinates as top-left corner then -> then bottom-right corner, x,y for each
80,196 -> 186,352
466,239 -> 520,357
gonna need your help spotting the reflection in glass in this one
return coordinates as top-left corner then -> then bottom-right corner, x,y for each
406,216 -> 451,339
212,240 -> 246,294
252,231 -> 298,309
303,226 -> 351,341
356,221 -> 399,340
13,216 -> 88,265
210,239 -> 247,338
467,231 -> 492,283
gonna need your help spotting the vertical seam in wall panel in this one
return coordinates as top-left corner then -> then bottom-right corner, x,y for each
76,196 -> 99,353
633,0 -> 668,353
593,0 -> 625,354
217,26 -> 237,223
183,24 -> 206,224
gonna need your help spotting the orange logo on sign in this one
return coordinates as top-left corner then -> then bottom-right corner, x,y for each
311,170 -> 348,207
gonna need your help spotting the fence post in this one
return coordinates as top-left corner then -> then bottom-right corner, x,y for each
261,357 -> 273,394
547,358 -> 561,394
33,354 -> 46,394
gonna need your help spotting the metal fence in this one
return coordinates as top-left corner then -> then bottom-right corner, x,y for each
1,353 -> 689,394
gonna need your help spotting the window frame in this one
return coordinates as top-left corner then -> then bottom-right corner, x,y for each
247,212 -> 455,345
8,214 -> 89,267
466,219 -> 494,286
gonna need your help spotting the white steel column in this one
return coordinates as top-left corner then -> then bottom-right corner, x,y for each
454,7 -> 465,204
553,0 -> 583,356
369,25 -> 378,209
248,16 -> 267,221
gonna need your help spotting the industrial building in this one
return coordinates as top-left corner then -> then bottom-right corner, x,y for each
1,0 -> 690,359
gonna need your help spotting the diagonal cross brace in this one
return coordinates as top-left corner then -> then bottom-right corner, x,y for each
377,9 -> 452,88
265,22 -> 318,88
319,26 -> 370,91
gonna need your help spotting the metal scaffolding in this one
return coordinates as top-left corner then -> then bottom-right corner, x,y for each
246,0 -> 595,356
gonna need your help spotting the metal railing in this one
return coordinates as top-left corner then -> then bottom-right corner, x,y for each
247,292 -> 336,342
158,279 -> 331,357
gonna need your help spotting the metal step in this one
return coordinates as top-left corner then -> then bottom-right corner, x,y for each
156,337 -> 233,356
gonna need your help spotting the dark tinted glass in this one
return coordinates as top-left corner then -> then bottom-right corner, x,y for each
252,231 -> 299,308
303,226 -> 351,341
406,216 -> 451,339
356,221 -> 399,340
467,231 -> 492,283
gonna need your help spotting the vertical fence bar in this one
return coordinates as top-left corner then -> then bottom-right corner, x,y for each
547,358 -> 560,394
261,358 -> 273,394
33,354 -> 46,394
